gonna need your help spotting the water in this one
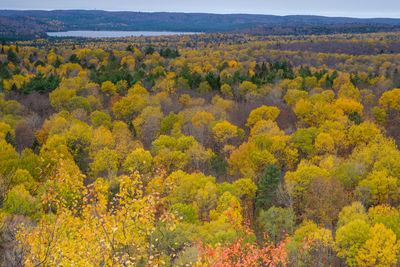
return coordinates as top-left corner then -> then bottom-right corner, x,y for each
47,30 -> 201,38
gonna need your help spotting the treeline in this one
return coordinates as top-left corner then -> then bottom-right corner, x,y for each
237,22 -> 400,36
269,37 -> 400,55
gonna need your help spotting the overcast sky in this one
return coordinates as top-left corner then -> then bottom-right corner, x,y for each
1,0 -> 400,18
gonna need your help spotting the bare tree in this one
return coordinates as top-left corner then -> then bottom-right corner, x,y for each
14,120 -> 34,153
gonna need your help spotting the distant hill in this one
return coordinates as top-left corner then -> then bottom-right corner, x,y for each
1,10 -> 400,39
234,22 -> 400,36
0,16 -> 65,40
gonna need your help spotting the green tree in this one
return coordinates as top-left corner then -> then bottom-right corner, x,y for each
3,185 -> 40,217
90,110 -> 112,128
368,205 -> 400,239
255,164 -> 281,209
171,203 -> 199,224
337,202 -> 368,228
258,206 -> 294,242
372,106 -> 388,124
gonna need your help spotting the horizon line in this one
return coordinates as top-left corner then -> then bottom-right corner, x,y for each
1,9 -> 400,20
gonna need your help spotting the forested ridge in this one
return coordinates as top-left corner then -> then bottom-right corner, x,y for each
2,10 -> 400,39
1,32 -> 400,266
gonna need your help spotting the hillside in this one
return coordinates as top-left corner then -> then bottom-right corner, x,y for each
1,29 -> 400,266
1,10 -> 400,39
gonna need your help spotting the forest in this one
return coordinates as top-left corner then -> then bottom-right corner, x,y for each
2,10 -> 400,39
0,31 -> 400,266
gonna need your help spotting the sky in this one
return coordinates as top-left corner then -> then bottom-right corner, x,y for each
1,0 -> 400,18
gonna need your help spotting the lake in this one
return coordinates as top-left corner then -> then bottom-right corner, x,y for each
47,31 -> 201,38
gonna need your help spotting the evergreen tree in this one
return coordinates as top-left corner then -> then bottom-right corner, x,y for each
145,46 -> 154,55
7,49 -> 18,64
126,44 -> 133,52
256,164 -> 281,210
349,111 -> 363,125
393,69 -> 400,88
5,131 -> 16,148
31,137 -> 40,154
129,121 -> 137,138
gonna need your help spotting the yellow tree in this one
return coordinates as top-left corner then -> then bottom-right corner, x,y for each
112,94 -> 148,121
17,173 -> 174,266
288,220 -> 334,266
123,148 -> 153,174
335,97 -> 364,116
338,82 -> 361,102
100,81 -> 117,95
212,121 -> 240,144
49,87 -> 76,111
379,88 -> 400,112
356,223 -> 399,267
212,120 -> 243,158
314,132 -> 336,155
284,161 -> 330,198
335,219 -> 371,267
121,55 -> 136,73
90,126 -> 115,156
228,142 -> 276,182
0,139 -> 19,178
191,111 -> 214,144
246,105 -> 280,128
238,81 -> 257,98
358,170 -> 400,206
220,83 -> 233,98
112,121 -> 137,161
90,147 -> 119,179
284,89 -> 308,106
368,205 -> 400,239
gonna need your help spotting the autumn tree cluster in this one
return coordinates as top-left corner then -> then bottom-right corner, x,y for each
1,32 -> 400,266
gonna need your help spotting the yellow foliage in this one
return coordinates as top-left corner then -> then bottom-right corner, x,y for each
246,105 -> 280,127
